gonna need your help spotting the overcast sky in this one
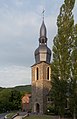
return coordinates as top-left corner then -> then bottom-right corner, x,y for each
0,0 -> 77,88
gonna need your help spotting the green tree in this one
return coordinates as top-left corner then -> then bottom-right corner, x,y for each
51,0 -> 75,118
9,90 -> 21,110
69,24 -> 77,119
0,89 -> 11,112
0,89 -> 22,113
51,77 -> 67,117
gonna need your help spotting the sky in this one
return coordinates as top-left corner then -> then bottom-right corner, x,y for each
0,0 -> 77,88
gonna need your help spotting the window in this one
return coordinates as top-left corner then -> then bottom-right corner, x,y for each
47,97 -> 53,103
35,67 -> 39,81
36,67 -> 39,80
47,67 -> 49,80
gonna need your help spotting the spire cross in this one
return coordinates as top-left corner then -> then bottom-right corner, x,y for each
42,9 -> 45,20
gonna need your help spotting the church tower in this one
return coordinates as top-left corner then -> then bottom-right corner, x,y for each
31,17 -> 51,114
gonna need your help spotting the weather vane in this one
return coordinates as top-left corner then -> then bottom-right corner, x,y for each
42,9 -> 45,20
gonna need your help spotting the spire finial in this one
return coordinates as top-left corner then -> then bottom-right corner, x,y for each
42,9 -> 45,21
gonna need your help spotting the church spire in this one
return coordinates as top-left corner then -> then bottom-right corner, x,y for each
34,13 -> 51,64
39,10 -> 47,44
40,20 -> 47,38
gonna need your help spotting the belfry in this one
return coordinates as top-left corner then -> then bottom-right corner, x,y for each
31,16 -> 51,114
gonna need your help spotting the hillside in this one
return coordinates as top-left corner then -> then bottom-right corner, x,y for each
0,87 -> 5,91
0,85 -> 31,93
13,85 -> 31,93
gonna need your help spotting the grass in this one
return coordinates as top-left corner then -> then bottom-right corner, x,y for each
24,115 -> 52,119
6,112 -> 15,118
6,112 -> 17,118
6,112 -> 52,119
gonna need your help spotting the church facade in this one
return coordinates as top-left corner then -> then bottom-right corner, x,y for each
31,19 -> 51,114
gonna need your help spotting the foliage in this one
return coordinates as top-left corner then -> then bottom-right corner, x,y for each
9,90 -> 21,110
0,89 -> 12,112
0,85 -> 31,113
9,85 -> 31,94
69,24 -> 77,118
0,89 -> 21,113
0,87 -> 5,91
46,105 -> 55,115
51,78 -> 68,117
51,0 -> 76,118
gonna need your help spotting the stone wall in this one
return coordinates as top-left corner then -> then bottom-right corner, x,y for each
31,62 -> 51,114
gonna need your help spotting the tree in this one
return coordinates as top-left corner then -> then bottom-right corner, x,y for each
9,90 -> 21,110
51,0 -> 75,118
69,24 -> 77,119
51,77 -> 67,117
0,89 -> 22,113
0,89 -> 12,112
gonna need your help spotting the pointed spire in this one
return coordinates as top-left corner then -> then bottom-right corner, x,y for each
40,9 -> 47,38
40,20 -> 46,37
34,12 -> 51,64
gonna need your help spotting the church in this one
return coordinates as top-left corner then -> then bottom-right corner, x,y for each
31,17 -> 51,114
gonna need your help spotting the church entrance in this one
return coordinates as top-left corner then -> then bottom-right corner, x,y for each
36,103 -> 40,113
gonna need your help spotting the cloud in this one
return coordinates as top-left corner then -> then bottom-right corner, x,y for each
0,65 -> 31,88
75,0 -> 77,5
0,7 -> 40,38
0,7 -> 40,66
15,0 -> 23,6
0,4 -> 57,66
0,0 -> 76,88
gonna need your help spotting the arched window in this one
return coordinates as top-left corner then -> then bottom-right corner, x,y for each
47,67 -> 49,80
36,67 -> 39,80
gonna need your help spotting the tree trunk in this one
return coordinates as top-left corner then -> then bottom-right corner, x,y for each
73,108 -> 76,119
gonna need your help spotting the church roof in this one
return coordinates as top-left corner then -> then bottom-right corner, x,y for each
34,19 -> 51,64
